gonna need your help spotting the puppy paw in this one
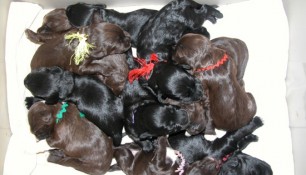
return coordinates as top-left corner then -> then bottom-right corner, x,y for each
24,97 -> 35,109
47,149 -> 66,162
204,5 -> 223,24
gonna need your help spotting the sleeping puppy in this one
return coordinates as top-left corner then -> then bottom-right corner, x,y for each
66,2 -> 157,47
29,22 -> 131,95
65,2 -> 106,27
219,151 -> 273,175
139,61 -> 204,103
113,136 -> 178,175
173,34 -> 249,88
114,136 -> 220,175
26,98 -> 113,175
24,66 -> 124,146
172,33 -> 256,131
168,116 -> 263,164
124,101 -> 189,152
25,9 -> 74,44
77,53 -> 129,96
211,37 -> 249,88
163,98 -> 215,136
137,0 -> 223,61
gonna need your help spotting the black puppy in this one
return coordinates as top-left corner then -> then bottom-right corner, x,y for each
144,62 -> 204,103
66,2 -> 157,47
66,2 -> 106,27
168,116 -> 263,164
124,101 -> 189,152
219,151 -> 273,175
24,66 -> 124,146
137,0 -> 223,61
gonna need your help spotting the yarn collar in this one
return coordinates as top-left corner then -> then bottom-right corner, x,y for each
55,102 -> 85,124
128,53 -> 159,83
175,151 -> 186,175
195,53 -> 229,72
216,153 -> 233,170
64,32 -> 95,65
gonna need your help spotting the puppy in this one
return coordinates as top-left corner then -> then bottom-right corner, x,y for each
168,116 -> 263,164
65,3 -> 106,27
24,66 -> 124,146
128,60 -> 209,136
139,61 -> 204,103
211,37 -> 249,88
113,136 -> 200,175
25,9 -> 74,44
78,53 -> 129,96
219,151 -> 273,175
172,33 -> 257,131
29,22 -> 131,95
163,98 -> 215,136
124,101 -> 189,152
27,98 -> 113,175
114,136 -> 227,175
66,2 -> 157,47
137,0 -> 223,61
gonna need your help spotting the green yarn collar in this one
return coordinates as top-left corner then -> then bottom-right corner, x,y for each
56,102 -> 85,124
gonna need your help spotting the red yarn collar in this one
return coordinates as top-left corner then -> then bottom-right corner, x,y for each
195,53 -> 229,72
216,153 -> 233,171
128,53 -> 159,83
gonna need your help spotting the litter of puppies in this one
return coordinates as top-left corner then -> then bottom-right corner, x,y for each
23,0 -> 273,174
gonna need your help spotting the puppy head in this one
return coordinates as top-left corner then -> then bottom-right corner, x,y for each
219,152 -> 273,175
66,2 -> 106,27
80,22 -> 131,58
27,101 -> 59,141
37,9 -> 73,34
24,67 -> 74,103
173,33 -> 211,71
148,62 -> 204,103
186,157 -> 220,175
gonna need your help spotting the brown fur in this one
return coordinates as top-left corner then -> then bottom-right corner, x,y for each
25,9 -> 73,44
28,22 -> 131,95
211,37 -> 249,88
113,136 -> 219,175
27,101 -> 113,175
172,33 -> 256,131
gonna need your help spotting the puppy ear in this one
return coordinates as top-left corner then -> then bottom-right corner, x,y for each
66,3 -> 95,27
58,70 -> 74,99
88,45 -> 107,58
66,3 -> 106,27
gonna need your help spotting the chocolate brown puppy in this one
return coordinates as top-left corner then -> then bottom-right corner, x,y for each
172,33 -> 256,131
27,98 -> 113,175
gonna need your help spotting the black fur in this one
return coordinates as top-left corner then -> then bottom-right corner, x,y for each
219,151 -> 273,175
66,2 -> 107,27
137,0 -> 223,61
168,116 -> 264,164
24,66 -> 124,146
124,102 -> 189,152
66,2 -> 156,47
141,62 -> 204,103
